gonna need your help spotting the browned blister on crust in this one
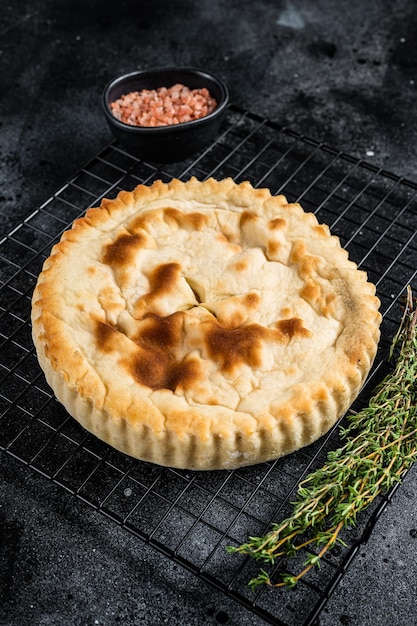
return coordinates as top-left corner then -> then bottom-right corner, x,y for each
31,177 -> 381,470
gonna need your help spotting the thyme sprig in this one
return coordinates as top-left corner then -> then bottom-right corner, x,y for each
227,286 -> 417,589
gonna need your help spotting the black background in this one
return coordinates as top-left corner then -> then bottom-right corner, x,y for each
1,1 -> 417,625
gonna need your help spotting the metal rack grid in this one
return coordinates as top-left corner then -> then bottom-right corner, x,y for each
1,104 -> 416,626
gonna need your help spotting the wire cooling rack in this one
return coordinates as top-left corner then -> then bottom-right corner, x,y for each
1,105 -> 417,626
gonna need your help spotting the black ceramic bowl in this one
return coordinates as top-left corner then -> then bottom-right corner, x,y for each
102,67 -> 229,163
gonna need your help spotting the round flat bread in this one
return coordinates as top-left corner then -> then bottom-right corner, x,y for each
31,177 -> 381,470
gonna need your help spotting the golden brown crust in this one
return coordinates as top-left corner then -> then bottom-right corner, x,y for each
31,177 -> 381,470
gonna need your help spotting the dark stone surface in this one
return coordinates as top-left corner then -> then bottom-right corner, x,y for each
1,1 -> 417,624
